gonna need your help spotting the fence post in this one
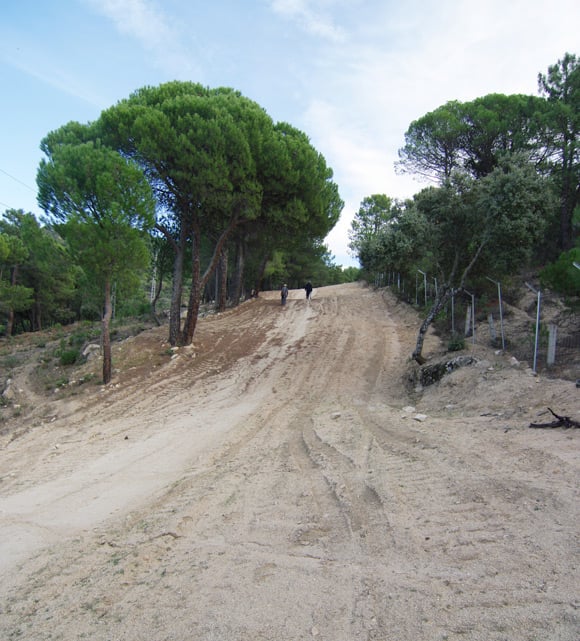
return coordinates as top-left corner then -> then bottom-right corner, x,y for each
451,290 -> 455,335
488,314 -> 497,343
464,290 -> 475,344
486,277 -> 505,351
547,324 -> 557,366
525,283 -> 541,373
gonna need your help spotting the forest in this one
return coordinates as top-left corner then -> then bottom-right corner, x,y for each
348,53 -> 579,362
1,83 -> 357,382
1,53 -> 578,378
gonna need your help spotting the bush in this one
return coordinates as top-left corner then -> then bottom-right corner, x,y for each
447,333 -> 465,352
540,248 -> 580,296
60,349 -> 80,366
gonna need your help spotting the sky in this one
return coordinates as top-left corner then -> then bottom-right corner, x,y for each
1,0 -> 578,268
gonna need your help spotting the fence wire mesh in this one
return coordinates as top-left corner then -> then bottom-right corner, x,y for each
382,272 -> 580,380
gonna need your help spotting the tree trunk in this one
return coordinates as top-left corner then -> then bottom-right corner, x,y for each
102,279 -> 113,384
5,265 -> 19,338
254,254 -> 270,294
412,289 -> 452,364
6,308 -> 14,338
32,300 -> 42,332
181,228 -> 202,346
216,248 -> 228,313
181,216 -> 239,346
151,271 -> 164,326
559,142 -> 572,251
168,225 -> 187,346
230,237 -> 246,306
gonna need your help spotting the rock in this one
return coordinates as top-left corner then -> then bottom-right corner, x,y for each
418,355 -> 477,387
413,413 -> 428,422
2,378 -> 14,400
82,343 -> 101,361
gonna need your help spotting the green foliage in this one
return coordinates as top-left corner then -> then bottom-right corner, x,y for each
396,100 -> 466,181
397,94 -> 548,182
115,297 -> 153,319
540,247 -> 580,295
95,82 -> 342,345
348,194 -> 399,258
37,140 -> 155,292
37,129 -> 157,382
358,154 -> 553,290
0,282 -> 34,313
538,52 -> 580,251
1,209 -> 81,333
447,333 -> 465,352
60,348 -> 80,366
53,377 -> 69,389
1,354 -> 22,370
263,250 -> 287,287
395,53 -> 580,257
341,266 -> 361,282
55,338 -> 79,366
0,222 -> 34,333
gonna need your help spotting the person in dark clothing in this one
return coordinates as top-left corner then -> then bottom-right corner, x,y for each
305,281 -> 313,300
281,283 -> 289,305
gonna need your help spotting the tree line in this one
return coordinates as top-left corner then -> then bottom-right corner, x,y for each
1,82 -> 359,383
349,53 -> 579,363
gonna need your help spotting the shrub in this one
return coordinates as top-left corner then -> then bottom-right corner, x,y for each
540,248 -> 580,296
60,349 -> 80,366
447,333 -> 465,352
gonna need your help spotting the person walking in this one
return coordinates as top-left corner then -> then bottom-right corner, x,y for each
305,281 -> 313,300
280,283 -> 289,306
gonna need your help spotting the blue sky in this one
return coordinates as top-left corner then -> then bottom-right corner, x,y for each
1,0 -> 578,267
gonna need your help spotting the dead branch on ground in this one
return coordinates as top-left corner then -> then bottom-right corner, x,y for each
529,408 -> 580,429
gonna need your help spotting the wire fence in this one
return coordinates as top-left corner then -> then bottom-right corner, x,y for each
381,271 -> 580,378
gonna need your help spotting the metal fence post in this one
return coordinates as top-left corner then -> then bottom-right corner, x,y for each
486,277 -> 505,351
547,324 -> 557,366
451,289 -> 455,335
464,289 -> 475,344
525,283 -> 541,373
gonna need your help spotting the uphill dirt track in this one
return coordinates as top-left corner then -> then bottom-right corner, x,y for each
0,282 -> 578,641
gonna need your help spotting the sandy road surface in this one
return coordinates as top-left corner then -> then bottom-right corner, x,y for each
0,283 -> 578,641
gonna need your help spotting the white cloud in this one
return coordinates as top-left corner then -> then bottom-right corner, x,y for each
269,0 -> 347,42
90,0 -> 173,43
85,0 -> 201,79
299,0 -> 580,265
303,99 -> 406,267
304,100 -> 389,194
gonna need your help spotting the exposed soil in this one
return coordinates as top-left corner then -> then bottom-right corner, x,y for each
0,282 -> 578,641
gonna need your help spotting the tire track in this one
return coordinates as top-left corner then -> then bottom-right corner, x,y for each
356,409 -> 578,639
1,283 -> 578,641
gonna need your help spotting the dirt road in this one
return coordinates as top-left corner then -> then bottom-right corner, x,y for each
0,283 -> 578,640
